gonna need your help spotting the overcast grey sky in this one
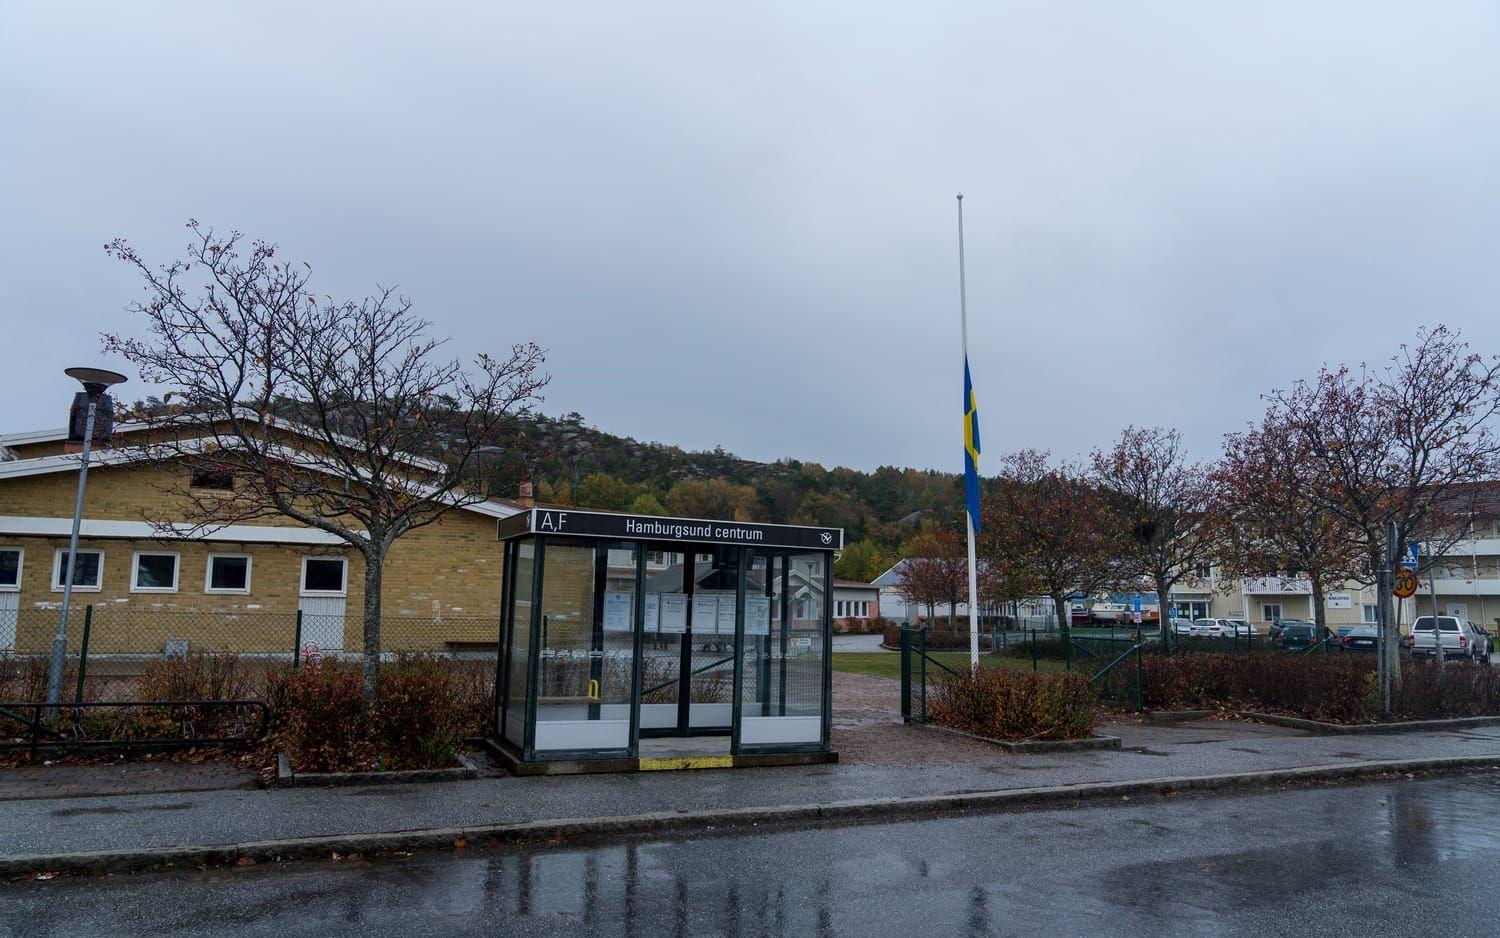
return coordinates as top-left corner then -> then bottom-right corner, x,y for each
3,3 -> 1498,473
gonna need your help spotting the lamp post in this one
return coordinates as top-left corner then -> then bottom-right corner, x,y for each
45,367 -> 127,711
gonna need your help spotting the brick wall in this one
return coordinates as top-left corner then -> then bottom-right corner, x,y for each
1,462 -> 507,654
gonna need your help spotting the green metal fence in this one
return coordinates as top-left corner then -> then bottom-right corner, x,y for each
899,625 -> 1145,722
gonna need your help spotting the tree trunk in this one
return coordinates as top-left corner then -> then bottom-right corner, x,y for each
1309,578 -> 1327,642
1053,594 -> 1071,643
361,549 -> 384,699
1379,547 -> 1403,693
1158,585 -> 1173,648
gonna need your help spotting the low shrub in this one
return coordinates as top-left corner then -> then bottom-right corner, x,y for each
137,652 -> 251,702
268,656 -> 483,772
448,661 -> 495,739
1139,653 -> 1500,723
278,660 -> 376,773
372,656 -> 466,770
928,667 -> 1096,741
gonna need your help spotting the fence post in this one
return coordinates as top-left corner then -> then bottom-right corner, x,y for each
918,628 -> 928,723
73,605 -> 93,704
900,626 -> 911,723
293,610 -> 303,669
1030,629 -> 1038,672
1065,630 -> 1072,672
1135,626 -> 1145,711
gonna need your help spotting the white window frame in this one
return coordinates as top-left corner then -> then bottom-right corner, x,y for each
0,546 -> 21,591
1261,602 -> 1282,622
130,551 -> 181,594
51,548 -> 104,592
300,555 -> 348,597
205,553 -> 253,594
1362,604 -> 1378,624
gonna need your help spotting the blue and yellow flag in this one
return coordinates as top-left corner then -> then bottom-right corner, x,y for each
963,358 -> 982,534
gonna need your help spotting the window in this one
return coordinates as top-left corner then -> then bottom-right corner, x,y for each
206,554 -> 251,593
0,548 -> 20,590
131,552 -> 180,592
1193,563 -> 1212,579
1362,604 -> 1379,624
189,466 -> 234,491
301,556 -> 347,595
1261,602 -> 1282,622
52,549 -> 103,591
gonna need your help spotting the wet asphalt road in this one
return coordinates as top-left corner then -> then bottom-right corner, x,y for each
4,773 -> 1499,937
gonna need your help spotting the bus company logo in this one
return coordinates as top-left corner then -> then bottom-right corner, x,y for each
820,532 -> 833,545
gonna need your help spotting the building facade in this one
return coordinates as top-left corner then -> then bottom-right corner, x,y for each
0,423 -> 519,658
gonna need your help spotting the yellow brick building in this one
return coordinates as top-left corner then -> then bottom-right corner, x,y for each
0,421 -> 518,658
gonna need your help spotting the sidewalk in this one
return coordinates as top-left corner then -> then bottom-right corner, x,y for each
5,674 -> 1500,870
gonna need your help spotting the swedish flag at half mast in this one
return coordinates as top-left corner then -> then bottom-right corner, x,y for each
963,357 -> 981,534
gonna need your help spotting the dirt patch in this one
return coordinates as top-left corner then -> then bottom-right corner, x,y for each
833,722 -> 1015,767
0,759 -> 258,801
831,671 -> 901,725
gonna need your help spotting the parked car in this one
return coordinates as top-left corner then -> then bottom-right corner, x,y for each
1268,618 -> 1314,643
1169,617 -> 1196,636
1190,619 -> 1224,637
1219,619 -> 1257,638
1273,622 -> 1321,650
1408,616 -> 1490,663
1338,625 -> 1379,652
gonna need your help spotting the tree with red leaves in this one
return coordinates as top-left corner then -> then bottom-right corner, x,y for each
896,529 -> 967,626
980,451 -> 1124,640
1216,416 -> 1364,639
1091,426 -> 1219,646
1265,325 -> 1500,697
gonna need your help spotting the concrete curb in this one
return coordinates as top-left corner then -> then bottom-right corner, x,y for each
275,753 -> 479,788
5,753 -> 1500,876
1145,709 -> 1216,723
1239,712 -> 1500,735
915,722 -> 1122,752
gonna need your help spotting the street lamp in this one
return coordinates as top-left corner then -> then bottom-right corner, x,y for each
45,366 -> 127,710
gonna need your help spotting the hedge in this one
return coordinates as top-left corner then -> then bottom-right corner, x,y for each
927,667 -> 1096,741
1141,653 -> 1500,723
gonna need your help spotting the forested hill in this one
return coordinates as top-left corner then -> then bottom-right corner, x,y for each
115,396 -> 959,582
487,411 -> 965,576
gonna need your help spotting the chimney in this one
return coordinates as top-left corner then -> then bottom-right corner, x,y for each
517,481 -> 535,508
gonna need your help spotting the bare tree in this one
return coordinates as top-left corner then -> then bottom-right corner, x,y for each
1266,326 -> 1500,696
104,221 -> 548,695
1091,427 -> 1218,646
980,450 -> 1124,640
1216,416 -> 1364,640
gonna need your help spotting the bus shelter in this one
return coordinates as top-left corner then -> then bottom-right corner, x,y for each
493,508 -> 841,774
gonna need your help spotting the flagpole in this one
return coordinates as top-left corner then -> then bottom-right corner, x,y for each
958,193 -> 980,671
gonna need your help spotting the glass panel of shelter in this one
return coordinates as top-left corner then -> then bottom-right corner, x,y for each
639,544 -> 739,736
736,549 -> 827,749
532,541 -> 638,753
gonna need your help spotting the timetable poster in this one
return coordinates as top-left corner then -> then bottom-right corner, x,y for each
659,593 -> 688,634
642,593 -> 661,633
716,596 -> 737,634
692,595 -> 720,634
745,596 -> 772,635
602,591 -> 633,632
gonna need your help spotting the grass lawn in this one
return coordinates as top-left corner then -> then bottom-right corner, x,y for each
831,651 -> 1069,681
